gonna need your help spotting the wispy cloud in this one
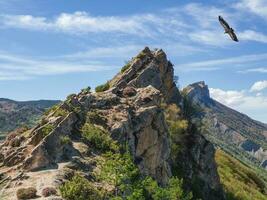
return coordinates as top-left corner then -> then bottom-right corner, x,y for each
0,3 -> 244,46
234,0 -> 267,19
0,51 -> 114,80
0,11 -> 185,38
239,30 -> 267,43
176,53 -> 267,71
239,67 -> 267,73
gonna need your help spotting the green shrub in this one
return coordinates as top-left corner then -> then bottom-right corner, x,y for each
60,135 -> 72,145
44,104 -> 60,116
164,104 -> 188,158
53,108 -> 69,117
16,187 -> 37,200
81,86 -> 91,94
86,111 -> 106,125
41,124 -> 54,137
81,123 -> 119,152
67,94 -> 76,100
136,51 -> 146,60
121,61 -> 131,73
60,175 -> 102,200
142,177 -> 193,200
97,151 -> 192,200
95,82 -> 110,92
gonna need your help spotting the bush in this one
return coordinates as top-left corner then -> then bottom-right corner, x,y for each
81,123 -> 119,152
143,177 -> 193,200
42,187 -> 57,197
41,124 -> 54,137
60,136 -> 72,145
97,151 -> 192,200
81,86 -> 91,94
16,187 -> 37,200
53,108 -> 69,117
66,94 -> 76,100
44,104 -> 60,116
136,51 -> 146,60
95,82 -> 110,92
86,111 -> 106,126
60,175 -> 102,200
120,61 -> 131,73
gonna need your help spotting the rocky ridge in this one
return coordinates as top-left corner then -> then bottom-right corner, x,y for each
0,48 -> 225,200
184,81 -> 267,169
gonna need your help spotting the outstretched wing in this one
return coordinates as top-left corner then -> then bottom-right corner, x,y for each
218,16 -> 230,31
228,30 -> 239,42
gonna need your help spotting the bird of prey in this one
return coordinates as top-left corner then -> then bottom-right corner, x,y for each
218,16 -> 238,42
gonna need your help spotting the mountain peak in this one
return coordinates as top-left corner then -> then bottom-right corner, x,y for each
111,47 -> 181,104
184,81 -> 211,105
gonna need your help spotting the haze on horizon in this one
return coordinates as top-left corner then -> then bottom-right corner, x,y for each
0,0 -> 267,123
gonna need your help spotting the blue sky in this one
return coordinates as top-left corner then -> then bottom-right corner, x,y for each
0,0 -> 267,122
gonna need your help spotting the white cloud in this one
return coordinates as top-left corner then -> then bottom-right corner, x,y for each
0,11 -> 185,38
210,88 -> 245,106
210,87 -> 267,123
235,0 -> 267,18
176,53 -> 267,71
239,30 -> 267,43
239,67 -> 267,73
250,80 -> 267,92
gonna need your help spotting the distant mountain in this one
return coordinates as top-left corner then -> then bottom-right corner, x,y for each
0,98 -> 60,138
184,81 -> 267,169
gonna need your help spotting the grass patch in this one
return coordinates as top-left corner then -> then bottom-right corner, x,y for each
215,149 -> 267,200
95,82 -> 110,93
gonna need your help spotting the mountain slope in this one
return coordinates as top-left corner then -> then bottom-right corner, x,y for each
0,48 -> 225,200
215,149 -> 266,200
184,81 -> 267,169
0,98 -> 60,138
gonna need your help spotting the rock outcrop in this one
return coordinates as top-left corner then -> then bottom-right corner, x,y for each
0,48 -> 225,200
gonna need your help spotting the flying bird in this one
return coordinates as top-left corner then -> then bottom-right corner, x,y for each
218,16 -> 238,42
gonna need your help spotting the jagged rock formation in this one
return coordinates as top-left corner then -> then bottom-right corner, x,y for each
0,48 -> 225,200
184,81 -> 267,169
0,98 -> 60,138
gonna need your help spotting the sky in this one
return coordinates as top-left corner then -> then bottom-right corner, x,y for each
0,0 -> 267,123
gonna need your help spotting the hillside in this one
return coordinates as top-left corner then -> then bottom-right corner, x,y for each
0,47 -> 226,200
184,81 -> 267,169
0,98 -> 60,139
215,150 -> 267,200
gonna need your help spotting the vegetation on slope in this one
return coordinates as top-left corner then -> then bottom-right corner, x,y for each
60,150 -> 193,200
59,105 -> 193,200
215,149 -> 267,200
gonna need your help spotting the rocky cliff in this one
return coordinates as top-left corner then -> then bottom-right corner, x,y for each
184,81 -> 267,169
0,48 -> 225,200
